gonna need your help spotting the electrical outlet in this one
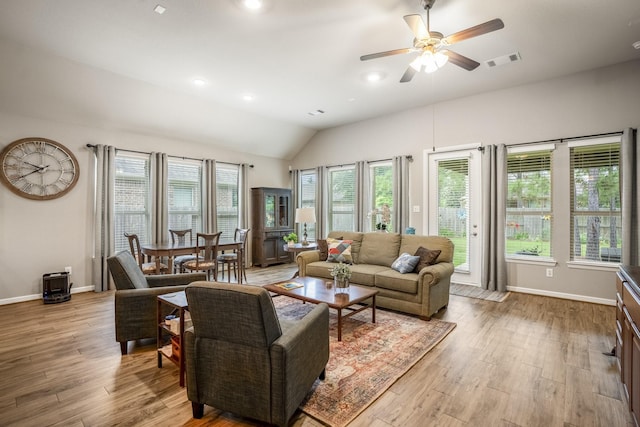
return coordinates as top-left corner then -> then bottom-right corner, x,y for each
65,266 -> 72,275
412,205 -> 420,213
546,268 -> 553,278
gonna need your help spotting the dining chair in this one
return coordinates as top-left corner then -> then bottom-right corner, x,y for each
217,228 -> 250,283
169,229 -> 197,273
124,232 -> 169,275
182,232 -> 222,281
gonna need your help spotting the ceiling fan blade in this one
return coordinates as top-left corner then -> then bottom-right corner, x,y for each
400,67 -> 417,83
443,18 -> 504,45
360,47 -> 416,61
403,14 -> 429,40
442,50 -> 480,71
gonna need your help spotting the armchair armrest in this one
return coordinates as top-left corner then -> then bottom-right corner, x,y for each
270,303 -> 329,424
114,285 -> 188,342
146,272 -> 207,288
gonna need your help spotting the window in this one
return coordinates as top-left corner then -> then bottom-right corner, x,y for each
328,166 -> 355,232
506,146 -> 553,257
369,162 -> 393,231
569,137 -> 621,263
216,163 -> 239,238
114,153 -> 150,253
299,169 -> 317,241
168,158 -> 202,234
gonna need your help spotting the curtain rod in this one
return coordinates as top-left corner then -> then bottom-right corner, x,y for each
85,143 -> 254,168
477,130 -> 624,151
319,154 -> 413,170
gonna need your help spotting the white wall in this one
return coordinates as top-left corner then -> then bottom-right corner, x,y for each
292,59 -> 640,303
0,113 -> 290,303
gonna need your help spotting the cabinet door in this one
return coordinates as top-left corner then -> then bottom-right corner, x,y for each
265,194 -> 276,229
632,331 -> 640,426
624,312 -> 633,404
277,192 -> 291,228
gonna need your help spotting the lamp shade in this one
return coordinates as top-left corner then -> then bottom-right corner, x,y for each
295,207 -> 316,224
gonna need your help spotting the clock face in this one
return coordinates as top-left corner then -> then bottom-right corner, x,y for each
0,137 -> 80,200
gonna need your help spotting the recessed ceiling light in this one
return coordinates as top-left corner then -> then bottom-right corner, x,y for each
242,94 -> 255,102
192,78 -> 206,86
364,71 -> 385,83
154,4 -> 166,14
242,0 -> 263,10
348,98 -> 356,102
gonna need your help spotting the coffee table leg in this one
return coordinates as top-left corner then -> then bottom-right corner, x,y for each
337,308 -> 342,341
372,295 -> 376,324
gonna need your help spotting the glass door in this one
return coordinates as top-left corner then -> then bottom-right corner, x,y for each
426,148 -> 482,286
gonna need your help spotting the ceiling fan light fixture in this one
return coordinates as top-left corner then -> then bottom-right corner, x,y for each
409,55 -> 424,72
434,51 -> 448,67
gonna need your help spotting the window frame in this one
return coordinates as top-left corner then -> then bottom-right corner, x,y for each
327,165 -> 356,233
568,136 -> 621,265
505,144 -> 555,261
114,152 -> 150,253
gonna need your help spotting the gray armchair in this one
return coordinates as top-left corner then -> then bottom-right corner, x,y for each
184,282 -> 329,427
107,251 -> 207,355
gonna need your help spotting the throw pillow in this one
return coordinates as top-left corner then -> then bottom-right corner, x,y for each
317,239 -> 328,260
326,238 -> 353,263
413,246 -> 442,273
391,252 -> 421,274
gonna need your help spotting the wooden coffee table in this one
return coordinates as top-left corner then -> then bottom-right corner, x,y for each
264,276 -> 378,341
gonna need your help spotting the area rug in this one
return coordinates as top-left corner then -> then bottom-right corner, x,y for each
273,296 -> 456,427
450,282 -> 510,302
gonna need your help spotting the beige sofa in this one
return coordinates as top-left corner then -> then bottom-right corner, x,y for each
296,231 -> 454,320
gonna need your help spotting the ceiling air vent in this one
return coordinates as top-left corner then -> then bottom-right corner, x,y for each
485,52 -> 521,68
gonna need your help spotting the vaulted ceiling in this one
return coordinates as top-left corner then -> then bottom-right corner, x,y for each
0,0 -> 639,159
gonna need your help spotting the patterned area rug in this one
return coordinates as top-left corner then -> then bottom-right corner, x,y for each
450,283 -> 510,302
273,296 -> 456,427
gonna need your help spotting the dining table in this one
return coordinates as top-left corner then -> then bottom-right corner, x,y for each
141,238 -> 245,282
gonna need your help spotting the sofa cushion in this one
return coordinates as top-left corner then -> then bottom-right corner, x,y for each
391,253 -> 421,274
326,238 -> 353,263
357,232 -> 401,267
399,235 -> 454,263
374,269 -> 419,294
413,246 -> 442,273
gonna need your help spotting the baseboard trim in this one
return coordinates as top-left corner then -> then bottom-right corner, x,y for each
507,285 -> 615,306
0,286 -> 94,306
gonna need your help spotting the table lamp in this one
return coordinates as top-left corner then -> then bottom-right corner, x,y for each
295,207 -> 316,246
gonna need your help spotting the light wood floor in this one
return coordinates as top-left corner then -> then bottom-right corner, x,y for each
0,264 -> 631,427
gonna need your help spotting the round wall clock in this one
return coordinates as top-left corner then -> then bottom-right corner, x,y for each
0,137 -> 80,200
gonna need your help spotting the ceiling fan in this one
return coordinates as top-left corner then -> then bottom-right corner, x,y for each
360,0 -> 504,82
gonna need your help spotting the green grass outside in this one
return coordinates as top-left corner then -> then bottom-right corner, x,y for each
448,236 -> 616,266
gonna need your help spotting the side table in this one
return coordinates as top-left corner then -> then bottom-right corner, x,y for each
157,291 -> 189,387
283,242 -> 318,277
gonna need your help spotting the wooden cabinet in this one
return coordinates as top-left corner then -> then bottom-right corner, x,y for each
618,265 -> 640,427
251,187 -> 293,267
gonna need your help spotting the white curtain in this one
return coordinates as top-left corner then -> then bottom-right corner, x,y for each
240,163 -> 251,265
481,144 -> 508,292
291,168 -> 301,236
150,152 -> 168,244
202,159 -> 217,233
355,161 -> 369,231
91,144 -> 116,292
315,166 -> 327,238
392,155 -> 410,233
621,128 -> 640,265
